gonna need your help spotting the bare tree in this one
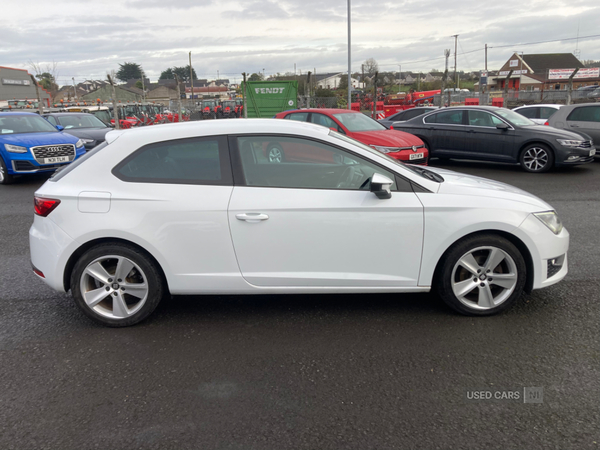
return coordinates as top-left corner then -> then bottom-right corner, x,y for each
363,58 -> 379,77
28,60 -> 60,102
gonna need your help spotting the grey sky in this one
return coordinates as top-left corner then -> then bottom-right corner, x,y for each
3,0 -> 599,85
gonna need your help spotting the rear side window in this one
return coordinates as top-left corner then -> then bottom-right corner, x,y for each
567,106 -> 600,122
540,107 -> 559,120
285,112 -> 309,122
424,110 -> 464,125
403,109 -> 430,120
113,136 -> 232,185
516,107 -> 538,119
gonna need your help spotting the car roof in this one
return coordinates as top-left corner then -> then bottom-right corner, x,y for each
0,111 -> 38,116
105,118 -> 330,145
282,108 -> 360,115
513,104 -> 562,109
44,112 -> 95,116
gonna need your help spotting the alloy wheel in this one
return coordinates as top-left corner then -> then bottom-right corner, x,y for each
451,246 -> 518,310
268,147 -> 283,163
79,255 -> 149,319
522,147 -> 549,172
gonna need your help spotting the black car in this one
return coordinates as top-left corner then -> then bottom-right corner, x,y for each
378,106 -> 438,129
392,106 -> 595,173
43,112 -> 112,151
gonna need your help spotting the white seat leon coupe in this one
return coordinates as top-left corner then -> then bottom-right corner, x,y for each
29,119 -> 569,326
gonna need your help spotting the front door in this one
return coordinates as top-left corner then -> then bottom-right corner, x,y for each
422,109 -> 467,157
228,135 -> 424,287
464,110 -> 515,162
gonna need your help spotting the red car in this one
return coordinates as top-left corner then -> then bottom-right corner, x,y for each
274,108 -> 428,164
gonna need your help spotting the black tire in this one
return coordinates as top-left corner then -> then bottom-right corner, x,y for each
0,157 -> 15,185
211,112 -> 217,120
520,143 -> 554,173
70,243 -> 166,327
435,234 -> 526,316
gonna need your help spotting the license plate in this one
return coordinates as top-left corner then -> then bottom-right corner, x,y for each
409,152 -> 424,160
42,156 -> 69,164
591,149 -> 597,156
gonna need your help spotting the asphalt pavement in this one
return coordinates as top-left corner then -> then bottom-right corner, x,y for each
0,160 -> 598,450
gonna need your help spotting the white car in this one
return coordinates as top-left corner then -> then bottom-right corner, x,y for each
512,104 -> 562,125
29,119 -> 569,326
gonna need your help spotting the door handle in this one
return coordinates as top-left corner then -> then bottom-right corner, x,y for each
236,213 -> 269,223
570,124 -> 579,128
467,129 -> 475,133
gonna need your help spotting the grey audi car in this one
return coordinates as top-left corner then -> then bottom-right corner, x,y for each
392,106 -> 595,173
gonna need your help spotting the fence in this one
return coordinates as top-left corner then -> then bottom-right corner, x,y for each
433,89 -> 599,108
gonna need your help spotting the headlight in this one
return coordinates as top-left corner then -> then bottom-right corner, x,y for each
75,139 -> 85,148
4,144 -> 28,153
81,139 -> 95,144
557,139 -> 584,148
534,211 -> 563,235
369,145 -> 397,154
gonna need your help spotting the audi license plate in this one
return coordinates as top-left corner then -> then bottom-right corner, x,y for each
409,152 -> 424,160
42,156 -> 69,164
591,149 -> 596,156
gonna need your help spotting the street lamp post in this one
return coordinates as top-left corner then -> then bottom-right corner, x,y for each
398,64 -> 401,93
347,0 -> 351,109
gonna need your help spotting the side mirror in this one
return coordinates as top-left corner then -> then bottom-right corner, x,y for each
56,125 -> 65,131
370,173 -> 393,199
496,122 -> 509,130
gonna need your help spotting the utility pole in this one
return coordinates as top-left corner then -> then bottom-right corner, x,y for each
189,51 -> 194,106
347,0 -> 352,110
107,74 -> 120,129
307,71 -> 312,108
30,74 -> 44,114
263,68 -> 265,80
443,49 -> 450,106
452,34 -> 458,88
485,44 -> 488,71
372,71 -> 378,119
141,69 -> 146,102
362,64 -> 365,92
398,64 -> 401,93
566,68 -> 580,105
72,77 -> 77,100
174,73 -> 183,121
242,72 -> 248,118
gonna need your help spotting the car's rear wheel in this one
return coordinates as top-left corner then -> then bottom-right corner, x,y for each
520,144 -> 554,173
0,157 -> 15,185
436,234 -> 526,316
71,243 -> 166,327
267,145 -> 284,163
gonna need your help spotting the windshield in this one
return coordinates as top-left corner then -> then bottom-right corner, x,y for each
58,115 -> 108,129
329,130 -> 443,183
0,114 -> 59,134
494,109 -> 536,126
332,112 -> 386,132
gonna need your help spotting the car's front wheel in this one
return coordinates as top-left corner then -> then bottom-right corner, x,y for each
520,144 -> 554,173
0,157 -> 15,185
436,234 -> 526,315
71,243 -> 166,327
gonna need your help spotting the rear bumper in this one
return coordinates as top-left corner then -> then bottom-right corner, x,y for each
29,215 -> 78,292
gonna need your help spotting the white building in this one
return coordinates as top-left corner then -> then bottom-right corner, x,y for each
317,73 -> 364,90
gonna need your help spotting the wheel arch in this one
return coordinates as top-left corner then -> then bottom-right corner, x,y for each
432,229 -> 534,294
63,237 -> 170,293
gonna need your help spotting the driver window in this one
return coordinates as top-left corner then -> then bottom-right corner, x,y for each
45,116 -> 58,126
310,113 -> 340,131
236,136 -> 397,191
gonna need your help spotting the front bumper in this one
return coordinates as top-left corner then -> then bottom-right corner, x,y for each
2,145 -> 85,175
555,146 -> 595,167
514,213 -> 570,290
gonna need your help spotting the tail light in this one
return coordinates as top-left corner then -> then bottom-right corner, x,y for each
34,196 -> 60,217
390,125 -> 394,130
544,121 -> 549,126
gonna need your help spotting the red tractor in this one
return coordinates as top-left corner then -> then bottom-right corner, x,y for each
220,100 -> 237,118
201,100 -> 218,119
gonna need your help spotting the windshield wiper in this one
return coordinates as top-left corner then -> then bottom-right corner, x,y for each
409,166 -> 444,183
